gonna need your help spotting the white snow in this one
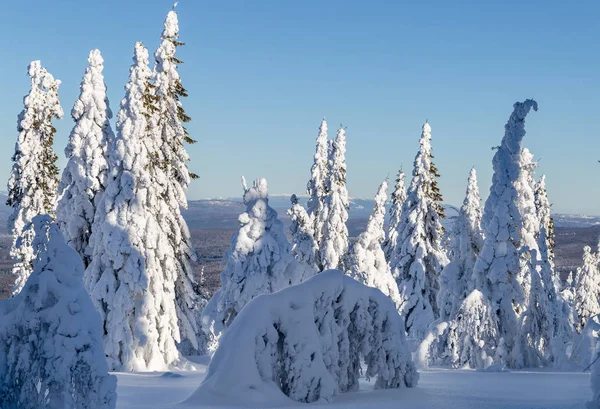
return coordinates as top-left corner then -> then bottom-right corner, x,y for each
108,367 -> 591,409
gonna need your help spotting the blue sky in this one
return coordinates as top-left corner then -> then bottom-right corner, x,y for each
0,0 -> 598,214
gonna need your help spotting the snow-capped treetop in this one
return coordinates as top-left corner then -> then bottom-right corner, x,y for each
462,168 -> 483,241
384,168 -> 406,260
320,126 -> 349,271
7,60 -> 63,295
56,49 -> 114,269
365,178 -> 387,242
306,118 -> 328,220
472,99 -> 538,368
154,6 -> 196,207
0,215 -> 117,409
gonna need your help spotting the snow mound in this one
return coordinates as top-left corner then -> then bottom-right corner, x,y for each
189,270 -> 418,406
0,215 -> 116,409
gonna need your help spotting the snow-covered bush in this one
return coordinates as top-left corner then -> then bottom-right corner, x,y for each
57,49 -> 114,270
418,289 -> 499,369
320,127 -> 349,271
472,99 -> 538,368
288,194 -> 318,269
201,178 -> 313,348
0,215 -> 116,409
438,168 -> 483,320
190,270 -> 418,405
347,179 -> 402,309
390,122 -> 448,340
7,61 -> 63,295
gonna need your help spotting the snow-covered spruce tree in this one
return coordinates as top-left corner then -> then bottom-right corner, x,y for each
288,194 -> 318,269
574,246 -> 600,334
383,168 -> 406,261
7,61 -> 63,295
320,127 -> 349,271
191,270 -> 418,405
472,100 -> 539,368
347,179 -> 402,309
152,6 -> 207,356
85,42 -> 182,371
306,118 -> 329,268
389,122 -> 449,340
588,341 -> 600,409
0,215 -> 116,409
438,167 -> 484,320
201,178 -> 311,348
56,49 -> 114,270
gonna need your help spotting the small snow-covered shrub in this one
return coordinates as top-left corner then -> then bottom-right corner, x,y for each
190,270 -> 418,405
418,290 -> 499,369
0,215 -> 116,409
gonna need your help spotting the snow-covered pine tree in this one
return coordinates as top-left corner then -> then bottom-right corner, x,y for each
288,194 -> 318,269
152,6 -> 207,356
438,167 -> 484,320
306,118 -> 329,266
390,122 -> 449,340
201,178 -> 311,347
472,99 -> 539,368
574,245 -> 600,334
56,49 -> 114,270
7,61 -> 63,295
0,215 -> 117,409
383,168 -> 406,261
85,42 -> 181,371
320,127 -> 349,271
347,179 -> 402,309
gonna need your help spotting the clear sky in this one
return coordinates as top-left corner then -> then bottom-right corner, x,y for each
0,0 -> 598,214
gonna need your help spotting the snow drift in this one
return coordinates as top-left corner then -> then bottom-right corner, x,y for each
188,270 -> 418,406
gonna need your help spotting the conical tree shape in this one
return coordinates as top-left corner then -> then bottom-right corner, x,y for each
306,118 -> 328,269
152,6 -> 208,355
86,43 -> 182,371
383,168 -> 406,261
7,60 -> 63,295
57,49 -> 114,270
438,167 -> 484,320
390,122 -> 448,340
347,179 -> 402,309
320,127 -> 349,271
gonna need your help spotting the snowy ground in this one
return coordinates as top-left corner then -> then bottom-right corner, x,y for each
115,363 -> 591,409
